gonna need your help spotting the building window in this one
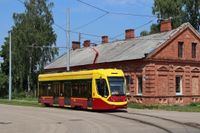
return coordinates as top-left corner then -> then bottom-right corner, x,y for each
137,77 -> 143,95
192,43 -> 197,58
176,76 -> 182,95
178,42 -> 183,58
125,76 -> 131,95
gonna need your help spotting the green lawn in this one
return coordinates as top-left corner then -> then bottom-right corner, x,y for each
128,102 -> 200,112
0,98 -> 42,107
0,98 -> 200,112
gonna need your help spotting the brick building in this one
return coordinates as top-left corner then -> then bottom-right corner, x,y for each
45,20 -> 200,104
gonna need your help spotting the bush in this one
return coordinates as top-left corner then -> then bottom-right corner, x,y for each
12,91 -> 26,99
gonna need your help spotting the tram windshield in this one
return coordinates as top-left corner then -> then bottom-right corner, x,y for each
108,77 -> 125,96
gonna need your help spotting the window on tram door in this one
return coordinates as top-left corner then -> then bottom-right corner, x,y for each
64,81 -> 72,98
96,79 -> 109,97
176,76 -> 182,95
137,77 -> 143,95
60,82 -> 64,96
87,80 -> 92,98
178,42 -> 183,58
192,43 -> 197,58
53,83 -> 59,97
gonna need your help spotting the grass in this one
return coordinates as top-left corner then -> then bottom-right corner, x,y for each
128,102 -> 200,112
0,98 -> 200,112
0,98 -> 42,107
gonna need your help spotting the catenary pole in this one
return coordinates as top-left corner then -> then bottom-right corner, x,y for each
9,31 -> 12,101
66,8 -> 70,71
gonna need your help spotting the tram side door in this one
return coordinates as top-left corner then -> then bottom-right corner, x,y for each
87,80 -> 92,108
58,83 -> 64,107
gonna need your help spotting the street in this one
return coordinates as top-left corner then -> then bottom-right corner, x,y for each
0,104 -> 200,133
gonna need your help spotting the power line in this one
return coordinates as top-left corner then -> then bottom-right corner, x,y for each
54,23 -> 103,38
111,18 -> 156,40
73,12 -> 109,30
16,0 -> 24,4
76,0 -> 109,13
76,0 -> 156,17
75,0 -> 156,30
135,18 -> 157,30
110,12 -> 156,18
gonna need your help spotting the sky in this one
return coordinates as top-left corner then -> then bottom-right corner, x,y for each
0,0 -> 155,62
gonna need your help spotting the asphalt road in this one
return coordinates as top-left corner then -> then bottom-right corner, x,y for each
0,104 -> 200,133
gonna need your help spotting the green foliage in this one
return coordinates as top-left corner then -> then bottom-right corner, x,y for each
182,0 -> 200,31
0,72 -> 8,98
140,30 -> 149,36
128,102 -> 200,112
0,0 -> 58,97
12,91 -> 26,99
153,0 -> 200,30
140,0 -> 200,35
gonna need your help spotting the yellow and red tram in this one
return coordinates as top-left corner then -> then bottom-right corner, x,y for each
38,69 -> 127,110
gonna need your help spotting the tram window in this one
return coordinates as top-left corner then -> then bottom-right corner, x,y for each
87,81 -> 92,98
96,79 -> 109,97
52,83 -> 59,97
47,83 -> 53,96
63,80 -> 92,98
60,83 -> 64,96
64,81 -> 72,97
39,82 -> 51,96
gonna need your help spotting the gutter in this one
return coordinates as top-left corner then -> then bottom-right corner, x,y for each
91,47 -> 99,64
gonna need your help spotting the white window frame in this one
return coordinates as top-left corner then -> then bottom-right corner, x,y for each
137,76 -> 143,95
176,76 -> 182,95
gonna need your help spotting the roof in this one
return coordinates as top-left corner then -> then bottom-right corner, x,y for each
45,23 -> 198,70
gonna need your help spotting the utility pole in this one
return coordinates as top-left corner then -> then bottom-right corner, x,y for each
9,31 -> 12,101
66,8 -> 70,71
78,32 -> 81,42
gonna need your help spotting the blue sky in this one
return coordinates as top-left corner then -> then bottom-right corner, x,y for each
0,0 -> 155,61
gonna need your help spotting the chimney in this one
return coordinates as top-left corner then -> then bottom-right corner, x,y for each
83,40 -> 90,47
160,19 -> 172,32
72,41 -> 80,50
102,36 -> 109,44
125,29 -> 135,40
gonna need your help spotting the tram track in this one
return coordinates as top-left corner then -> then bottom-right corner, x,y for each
106,113 -> 172,133
127,112 -> 200,130
105,111 -> 200,133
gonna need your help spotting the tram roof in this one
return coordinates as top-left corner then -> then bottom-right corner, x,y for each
38,69 -> 124,81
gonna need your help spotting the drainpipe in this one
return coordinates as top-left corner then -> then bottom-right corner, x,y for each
91,47 -> 99,64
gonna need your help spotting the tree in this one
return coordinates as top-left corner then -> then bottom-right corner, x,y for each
140,0 -> 200,35
0,0 -> 58,96
152,0 -> 200,31
182,0 -> 200,31
140,30 -> 149,36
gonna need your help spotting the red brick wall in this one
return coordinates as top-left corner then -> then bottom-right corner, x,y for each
153,28 -> 200,61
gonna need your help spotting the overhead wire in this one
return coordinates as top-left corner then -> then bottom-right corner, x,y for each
16,0 -> 162,44
111,18 -> 157,40
73,12 -> 109,30
54,23 -> 102,38
74,0 -> 156,35
16,0 -> 24,4
76,0 -> 109,13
